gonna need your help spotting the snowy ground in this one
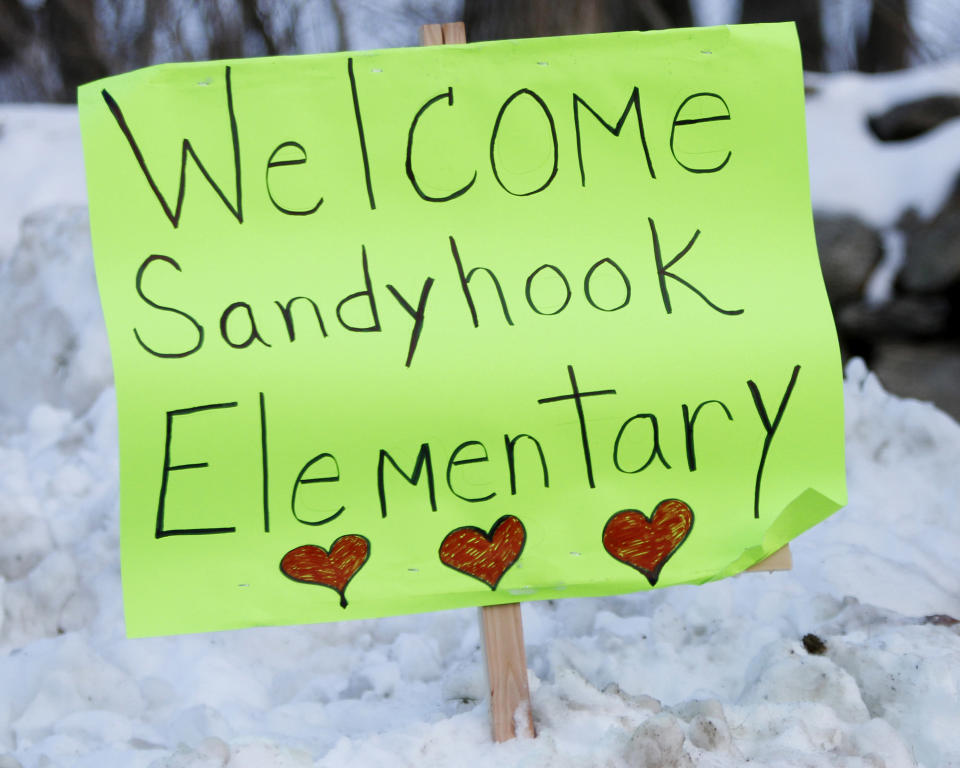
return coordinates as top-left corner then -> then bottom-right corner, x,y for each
806,59 -> 960,230
1,60 -> 960,768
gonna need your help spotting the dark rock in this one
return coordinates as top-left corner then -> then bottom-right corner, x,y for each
871,343 -> 960,421
813,214 -> 881,305
868,95 -> 960,142
899,179 -> 960,293
922,614 -> 959,627
837,296 -> 950,341
802,633 -> 826,655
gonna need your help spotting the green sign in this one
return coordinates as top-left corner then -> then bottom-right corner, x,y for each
79,23 -> 846,637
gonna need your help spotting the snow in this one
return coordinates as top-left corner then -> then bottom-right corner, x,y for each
863,227 -> 905,306
0,106 -> 87,259
805,58 -> 960,229
2,60 -> 960,768
5,360 -> 960,766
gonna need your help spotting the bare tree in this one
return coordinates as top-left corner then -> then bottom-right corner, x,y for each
0,0 -> 352,102
858,0 -> 915,72
739,0 -> 824,71
43,0 -> 109,93
0,0 -> 32,65
0,0 -> 937,102
462,0 -> 693,41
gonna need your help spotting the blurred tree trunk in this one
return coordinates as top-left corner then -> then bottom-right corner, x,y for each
42,0 -> 109,95
740,0 -> 824,71
858,0 -> 913,72
0,0 -> 33,65
124,0 -> 161,71
462,0 -> 692,42
241,0 -> 280,56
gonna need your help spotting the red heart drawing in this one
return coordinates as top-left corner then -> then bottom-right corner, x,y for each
280,535 -> 370,608
439,515 -> 526,590
602,500 -> 694,586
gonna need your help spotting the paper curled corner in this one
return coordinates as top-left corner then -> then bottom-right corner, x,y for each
714,487 -> 844,581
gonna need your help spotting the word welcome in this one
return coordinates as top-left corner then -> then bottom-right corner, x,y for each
102,62 -> 732,226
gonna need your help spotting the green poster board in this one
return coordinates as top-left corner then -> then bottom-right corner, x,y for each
78,23 -> 846,638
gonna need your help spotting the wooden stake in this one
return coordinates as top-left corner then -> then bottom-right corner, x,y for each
480,603 -> 536,741
440,22 -> 467,44
746,544 -> 793,572
419,19 -> 534,743
419,21 -> 466,46
419,23 -> 444,46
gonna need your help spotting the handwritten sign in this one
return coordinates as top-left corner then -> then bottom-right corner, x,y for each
79,24 -> 846,637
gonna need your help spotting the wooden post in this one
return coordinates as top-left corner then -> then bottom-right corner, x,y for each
746,544 -> 793,572
420,20 -> 535,743
420,21 -> 467,46
419,23 -> 444,46
480,603 -> 536,741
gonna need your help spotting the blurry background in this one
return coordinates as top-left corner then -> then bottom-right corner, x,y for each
3,0 -> 960,101
1,0 -> 959,418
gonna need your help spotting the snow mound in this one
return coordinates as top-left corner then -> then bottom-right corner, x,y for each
3,65 -> 960,765
0,206 -> 111,431
0,106 -> 87,259
806,58 -> 960,228
1,238 -> 958,762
